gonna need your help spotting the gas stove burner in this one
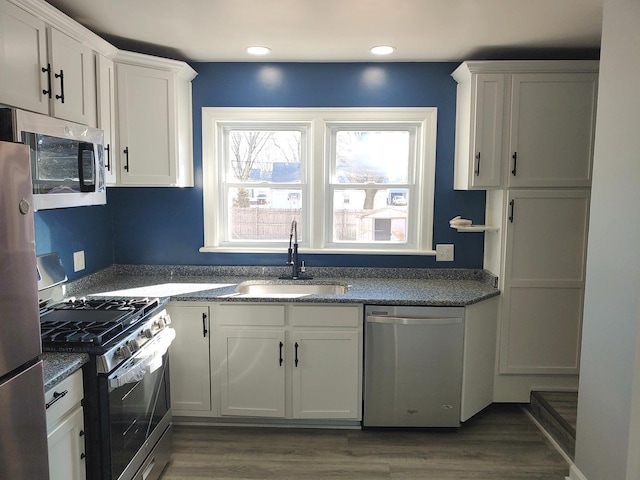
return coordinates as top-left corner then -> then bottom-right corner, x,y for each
40,296 -> 167,351
40,320 -> 125,344
55,296 -> 158,312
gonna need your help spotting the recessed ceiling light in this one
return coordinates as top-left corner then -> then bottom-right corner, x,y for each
247,46 -> 271,55
370,45 -> 395,55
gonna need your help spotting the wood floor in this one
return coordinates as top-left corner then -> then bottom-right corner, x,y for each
160,404 -> 569,480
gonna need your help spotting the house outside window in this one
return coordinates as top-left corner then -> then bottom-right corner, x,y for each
201,108 -> 437,255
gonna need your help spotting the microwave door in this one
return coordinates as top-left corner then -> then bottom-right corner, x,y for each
78,142 -> 96,192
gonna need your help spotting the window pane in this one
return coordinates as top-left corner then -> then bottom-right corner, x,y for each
332,188 -> 408,243
228,130 -> 301,183
335,131 -> 410,184
228,187 -> 302,241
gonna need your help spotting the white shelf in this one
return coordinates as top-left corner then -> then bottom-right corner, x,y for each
450,224 -> 499,232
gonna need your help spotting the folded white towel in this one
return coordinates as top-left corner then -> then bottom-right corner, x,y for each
449,215 -> 472,227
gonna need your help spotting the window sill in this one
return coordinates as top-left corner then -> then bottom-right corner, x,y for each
199,246 -> 437,256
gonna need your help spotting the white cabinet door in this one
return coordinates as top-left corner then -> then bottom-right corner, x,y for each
0,1 -> 48,115
219,329 -> 286,417
114,51 -> 195,186
508,73 -> 598,188
168,304 -> 211,413
47,27 -> 94,125
499,189 -> 590,374
116,63 -> 177,186
97,54 -> 117,185
291,330 -> 360,419
454,72 -> 505,190
47,405 -> 86,480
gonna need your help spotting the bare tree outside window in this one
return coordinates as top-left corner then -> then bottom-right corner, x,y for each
226,130 -> 303,241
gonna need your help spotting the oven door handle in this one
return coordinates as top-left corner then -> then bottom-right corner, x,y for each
109,328 -> 176,390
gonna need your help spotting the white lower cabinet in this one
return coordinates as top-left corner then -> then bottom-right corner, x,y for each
219,328 -> 286,417
499,189 -> 590,375
167,303 -> 211,414
45,369 -> 86,480
215,303 -> 363,421
291,330 -> 360,419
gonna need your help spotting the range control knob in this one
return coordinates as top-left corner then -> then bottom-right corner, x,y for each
127,339 -> 140,353
141,328 -> 154,339
116,345 -> 131,360
154,317 -> 166,329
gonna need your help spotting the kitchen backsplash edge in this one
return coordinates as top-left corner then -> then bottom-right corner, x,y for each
65,265 -> 498,297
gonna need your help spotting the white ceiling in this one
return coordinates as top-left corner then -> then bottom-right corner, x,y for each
44,0 -> 603,63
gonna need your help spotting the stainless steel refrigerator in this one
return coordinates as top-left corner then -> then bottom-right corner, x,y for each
0,141 -> 50,478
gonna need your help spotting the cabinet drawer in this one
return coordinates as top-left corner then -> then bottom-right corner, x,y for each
217,303 -> 285,326
45,369 -> 84,432
292,305 -> 361,328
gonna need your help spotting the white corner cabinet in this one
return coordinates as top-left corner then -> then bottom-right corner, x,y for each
168,301 -> 363,422
0,0 -> 102,126
114,51 -> 196,187
452,61 -> 598,190
45,369 -> 86,480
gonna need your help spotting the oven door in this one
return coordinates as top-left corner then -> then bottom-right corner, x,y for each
107,328 -> 175,480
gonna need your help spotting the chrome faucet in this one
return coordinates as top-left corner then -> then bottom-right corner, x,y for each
282,220 -> 308,279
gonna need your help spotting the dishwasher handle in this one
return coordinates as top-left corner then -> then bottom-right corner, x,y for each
366,315 -> 462,326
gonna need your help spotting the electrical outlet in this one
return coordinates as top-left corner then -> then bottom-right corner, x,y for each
73,250 -> 85,272
436,244 -> 454,262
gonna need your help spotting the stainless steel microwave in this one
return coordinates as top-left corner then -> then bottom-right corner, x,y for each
0,108 -> 106,210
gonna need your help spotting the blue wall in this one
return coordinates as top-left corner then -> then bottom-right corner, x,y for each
34,205 -> 113,281
35,62 -> 487,275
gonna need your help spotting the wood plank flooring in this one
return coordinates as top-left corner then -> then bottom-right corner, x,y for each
160,404 -> 569,480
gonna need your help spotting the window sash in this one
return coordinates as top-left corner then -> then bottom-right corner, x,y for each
201,107 -> 437,254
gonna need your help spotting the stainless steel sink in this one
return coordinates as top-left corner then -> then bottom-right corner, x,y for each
235,282 -> 349,296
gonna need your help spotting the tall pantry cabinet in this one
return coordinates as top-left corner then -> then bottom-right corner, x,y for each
452,61 -> 598,401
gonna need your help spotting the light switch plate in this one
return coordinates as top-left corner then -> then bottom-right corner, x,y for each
436,244 -> 454,261
73,250 -> 85,272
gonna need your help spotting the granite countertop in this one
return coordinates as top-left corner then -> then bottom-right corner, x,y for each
40,352 -> 89,391
66,266 -> 500,307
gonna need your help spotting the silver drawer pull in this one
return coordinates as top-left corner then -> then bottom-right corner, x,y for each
45,389 -> 68,409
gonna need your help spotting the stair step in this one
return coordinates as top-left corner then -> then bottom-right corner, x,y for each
527,390 -> 577,460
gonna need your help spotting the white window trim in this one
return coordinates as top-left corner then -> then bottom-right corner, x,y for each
200,107 -> 437,255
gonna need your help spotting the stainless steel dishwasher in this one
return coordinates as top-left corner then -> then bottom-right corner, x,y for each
363,305 -> 464,427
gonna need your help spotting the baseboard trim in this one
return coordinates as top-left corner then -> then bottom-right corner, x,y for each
566,463 -> 589,480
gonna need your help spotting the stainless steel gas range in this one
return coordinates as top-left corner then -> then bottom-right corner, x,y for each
38,256 -> 175,480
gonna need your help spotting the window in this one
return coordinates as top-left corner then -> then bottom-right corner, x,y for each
201,108 -> 437,254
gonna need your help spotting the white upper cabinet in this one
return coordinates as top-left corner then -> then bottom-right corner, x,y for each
453,70 -> 505,189
96,54 -> 117,184
0,1 -> 95,125
46,27 -> 94,125
115,51 -> 196,187
507,73 -> 598,188
452,61 -> 598,190
0,1 -> 49,115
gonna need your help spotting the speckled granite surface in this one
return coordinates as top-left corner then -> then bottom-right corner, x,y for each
66,265 -> 500,307
40,352 -> 88,391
